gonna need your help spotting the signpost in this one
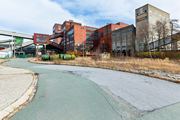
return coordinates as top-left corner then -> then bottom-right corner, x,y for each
15,37 -> 23,45
33,33 -> 49,45
33,33 -> 50,56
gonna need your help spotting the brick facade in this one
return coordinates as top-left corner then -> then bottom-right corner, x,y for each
66,24 -> 86,51
94,22 -> 129,53
53,23 -> 62,44
53,20 -> 128,54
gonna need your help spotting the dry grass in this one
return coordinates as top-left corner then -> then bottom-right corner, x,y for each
0,59 -> 5,64
53,57 -> 180,74
114,58 -> 180,74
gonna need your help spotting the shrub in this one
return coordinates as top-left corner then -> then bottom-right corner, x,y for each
136,51 -> 180,59
49,54 -> 59,61
42,54 -> 50,61
59,54 -> 76,60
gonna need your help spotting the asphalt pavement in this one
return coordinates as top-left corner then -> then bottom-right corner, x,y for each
4,59 -> 180,120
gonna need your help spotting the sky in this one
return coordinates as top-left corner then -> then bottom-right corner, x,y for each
0,0 -> 179,35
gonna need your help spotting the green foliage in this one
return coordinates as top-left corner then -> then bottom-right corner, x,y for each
63,54 -> 72,60
71,54 -> 76,60
59,54 -> 64,59
50,54 -> 59,61
42,54 -> 50,61
47,54 -> 77,61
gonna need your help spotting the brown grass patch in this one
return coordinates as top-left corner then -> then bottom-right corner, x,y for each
53,57 -> 180,74
0,59 -> 5,64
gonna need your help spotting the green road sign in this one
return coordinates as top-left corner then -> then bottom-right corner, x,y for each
15,37 -> 23,45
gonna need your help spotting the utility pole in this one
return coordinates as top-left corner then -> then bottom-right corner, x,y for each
12,35 -> 16,58
8,40 -> 10,49
83,42 -> 85,58
36,44 -> 39,57
11,36 -> 13,51
44,44 -> 47,54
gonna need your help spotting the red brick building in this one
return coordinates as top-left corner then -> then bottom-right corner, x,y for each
55,20 -> 85,52
52,20 -> 128,54
53,23 -> 62,44
84,26 -> 97,52
58,20 -> 97,53
66,23 -> 86,51
94,22 -> 129,53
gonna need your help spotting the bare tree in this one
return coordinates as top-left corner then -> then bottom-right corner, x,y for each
148,29 -> 156,57
170,19 -> 180,50
149,28 -> 156,49
154,19 -> 170,51
162,20 -> 170,49
154,21 -> 163,51
137,23 -> 149,52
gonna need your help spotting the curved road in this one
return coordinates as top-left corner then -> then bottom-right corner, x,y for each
4,59 -> 180,120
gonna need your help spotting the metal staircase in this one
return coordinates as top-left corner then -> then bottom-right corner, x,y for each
1,41 -> 33,51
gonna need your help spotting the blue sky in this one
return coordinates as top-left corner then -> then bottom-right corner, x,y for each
0,0 -> 179,36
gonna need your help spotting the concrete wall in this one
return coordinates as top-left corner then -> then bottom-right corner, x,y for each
136,4 -> 171,51
95,23 -> 129,53
112,25 -> 136,56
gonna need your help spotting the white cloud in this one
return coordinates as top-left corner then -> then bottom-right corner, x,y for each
0,0 -> 179,35
58,0 -> 180,25
0,0 -> 85,34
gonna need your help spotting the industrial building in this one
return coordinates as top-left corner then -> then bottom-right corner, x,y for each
54,20 -> 86,52
49,4 -> 179,55
85,26 -> 97,53
135,4 -> 171,51
93,22 -> 129,53
112,25 -> 136,56
53,23 -> 62,44
52,20 -> 97,54
53,20 -> 128,54
1,4 -> 179,59
66,23 -> 86,52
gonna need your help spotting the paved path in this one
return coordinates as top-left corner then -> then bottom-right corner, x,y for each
45,65 -> 180,111
0,65 -> 33,116
4,59 -> 180,120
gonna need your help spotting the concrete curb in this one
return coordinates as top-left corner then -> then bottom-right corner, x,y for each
29,59 -> 180,83
0,73 -> 38,120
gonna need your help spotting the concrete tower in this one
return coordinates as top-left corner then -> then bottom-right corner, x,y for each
135,4 -> 170,51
